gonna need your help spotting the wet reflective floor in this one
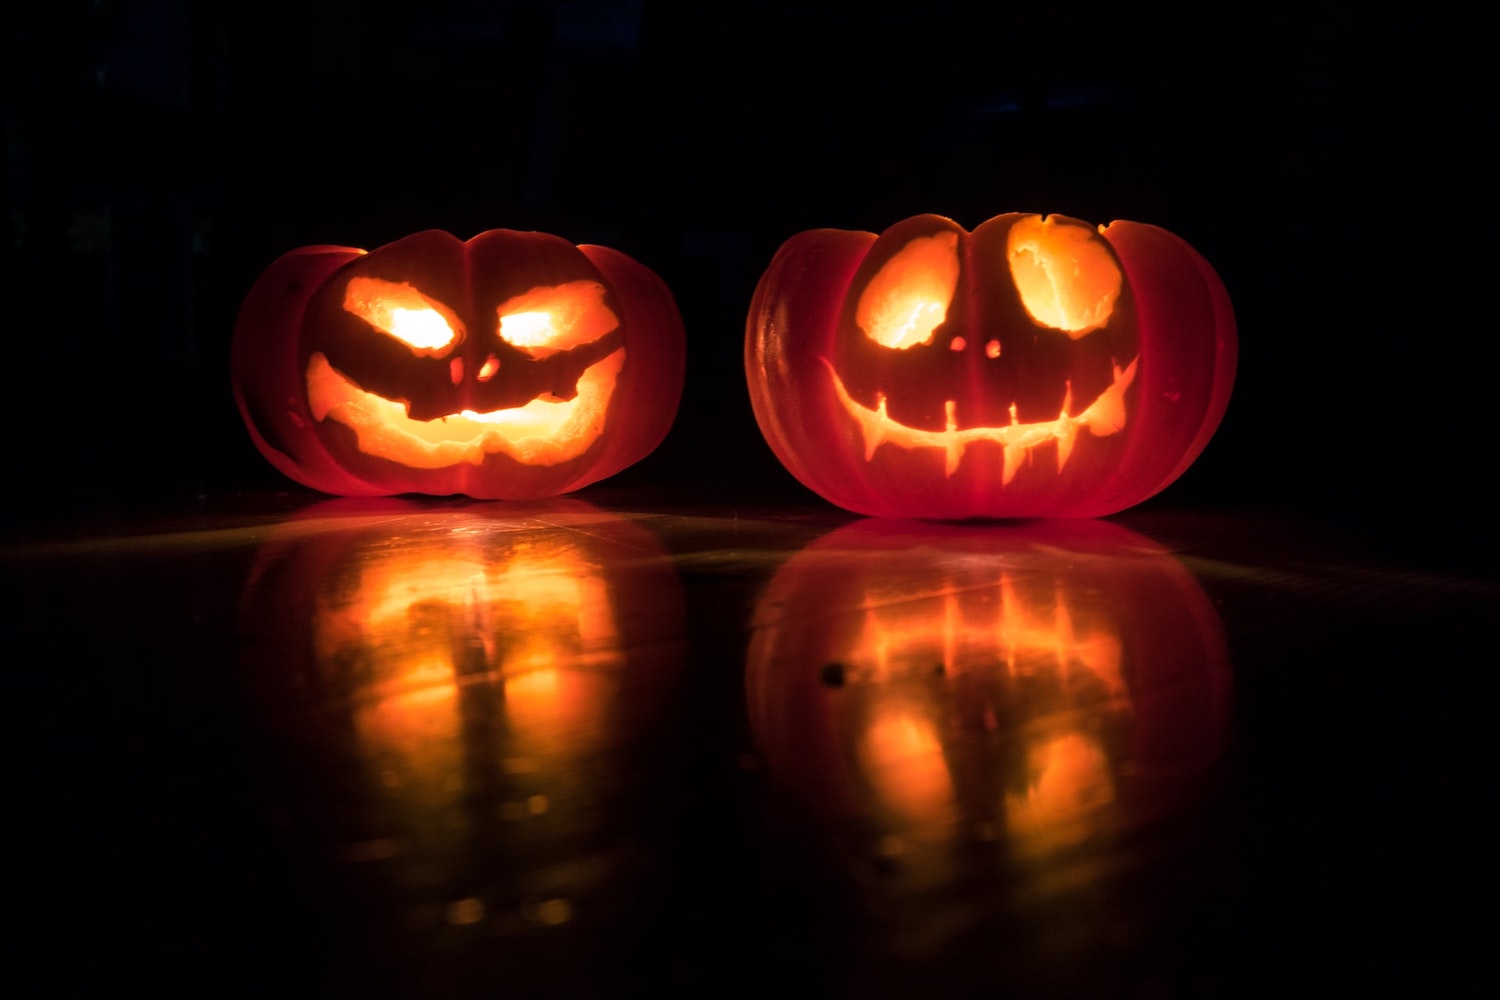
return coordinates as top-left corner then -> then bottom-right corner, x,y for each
5,492 -> 1493,998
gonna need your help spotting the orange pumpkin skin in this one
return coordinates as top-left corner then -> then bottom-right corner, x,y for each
232,229 -> 686,500
745,518 -> 1233,849
745,214 -> 1236,519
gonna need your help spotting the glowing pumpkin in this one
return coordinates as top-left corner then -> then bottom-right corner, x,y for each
238,498 -> 686,937
745,213 -> 1236,518
746,518 -> 1231,869
232,229 -> 686,499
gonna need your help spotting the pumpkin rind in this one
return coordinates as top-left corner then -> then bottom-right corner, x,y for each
745,213 -> 1235,518
233,229 -> 686,500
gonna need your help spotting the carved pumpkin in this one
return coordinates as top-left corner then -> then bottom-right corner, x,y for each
745,213 -> 1236,518
746,518 -> 1231,870
238,498 -> 686,943
232,229 -> 686,499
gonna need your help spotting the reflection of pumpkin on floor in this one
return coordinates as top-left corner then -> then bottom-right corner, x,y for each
746,518 -> 1232,876
239,499 -> 686,931
843,565 -> 1134,857
746,212 -> 1236,518
233,229 -> 685,499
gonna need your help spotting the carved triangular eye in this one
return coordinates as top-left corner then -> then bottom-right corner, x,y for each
856,231 -> 960,349
496,280 -> 618,359
343,277 -> 462,354
1005,217 -> 1121,338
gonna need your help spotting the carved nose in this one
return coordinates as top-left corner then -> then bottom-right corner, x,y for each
947,336 -> 1001,357
450,353 -> 502,386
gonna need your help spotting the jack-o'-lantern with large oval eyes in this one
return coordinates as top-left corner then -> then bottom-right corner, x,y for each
233,229 -> 686,499
746,213 -> 1236,519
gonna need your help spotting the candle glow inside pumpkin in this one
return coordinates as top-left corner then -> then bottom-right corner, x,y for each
306,277 -> 625,469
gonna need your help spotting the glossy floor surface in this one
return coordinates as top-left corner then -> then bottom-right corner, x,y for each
6,492 -> 1493,998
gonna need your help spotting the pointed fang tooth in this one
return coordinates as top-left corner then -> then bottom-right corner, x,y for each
1056,425 -> 1077,473
1003,444 -> 1025,484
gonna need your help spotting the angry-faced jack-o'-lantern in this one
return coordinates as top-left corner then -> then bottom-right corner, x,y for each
746,518 -> 1231,885
746,214 -> 1236,518
232,229 -> 686,499
238,499 -> 686,955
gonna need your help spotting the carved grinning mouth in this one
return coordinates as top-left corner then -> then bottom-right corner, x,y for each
306,348 -> 625,469
824,356 -> 1138,481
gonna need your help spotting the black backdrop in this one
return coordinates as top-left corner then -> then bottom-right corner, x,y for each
4,1 -> 1490,539
5,6 -> 1498,998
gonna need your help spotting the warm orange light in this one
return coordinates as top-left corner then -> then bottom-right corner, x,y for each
855,232 -> 960,349
1005,732 -> 1115,850
746,519 -> 1233,899
1006,216 -> 1122,337
343,276 -> 461,352
848,571 -> 1127,694
503,660 -> 612,759
310,279 -> 629,470
861,709 -> 955,828
994,573 -> 1126,697
309,533 -> 626,823
496,280 -> 618,358
305,348 -> 624,468
496,561 -> 618,756
240,502 -> 690,938
823,355 -> 1138,478
837,567 -> 1131,851
314,542 -> 620,690
499,312 -> 555,347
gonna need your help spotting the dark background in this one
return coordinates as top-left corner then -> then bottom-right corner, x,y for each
3,0 -> 1490,538
4,4 -> 1497,997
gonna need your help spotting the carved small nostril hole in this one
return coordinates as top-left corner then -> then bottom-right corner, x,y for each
449,356 -> 464,385
477,354 -> 499,382
986,339 -> 1001,359
949,336 -> 967,352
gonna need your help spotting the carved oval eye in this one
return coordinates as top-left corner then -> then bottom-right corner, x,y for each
856,231 -> 960,349
343,277 -> 461,353
496,280 -> 618,359
1005,216 -> 1121,338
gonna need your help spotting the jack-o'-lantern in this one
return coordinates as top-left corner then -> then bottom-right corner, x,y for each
745,213 -> 1236,518
232,229 -> 686,499
237,498 -> 685,963
746,518 -> 1231,884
